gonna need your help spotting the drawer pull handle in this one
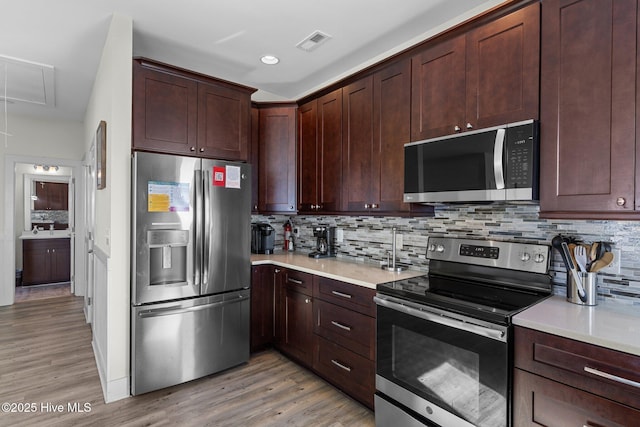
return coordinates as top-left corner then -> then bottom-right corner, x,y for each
331,320 -> 351,331
331,359 -> 352,372
584,366 -> 640,389
288,278 -> 303,285
331,290 -> 352,299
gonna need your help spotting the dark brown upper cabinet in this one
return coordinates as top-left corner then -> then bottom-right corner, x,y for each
539,0 -> 640,219
411,2 -> 540,140
297,89 -> 343,214
341,60 -> 413,215
34,181 -> 68,211
132,58 -> 255,161
258,105 -> 297,213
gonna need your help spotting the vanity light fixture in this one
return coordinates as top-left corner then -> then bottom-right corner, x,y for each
33,164 -> 59,172
260,55 -> 279,65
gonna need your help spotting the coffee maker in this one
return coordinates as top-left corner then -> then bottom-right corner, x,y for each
251,223 -> 275,254
309,226 -> 336,258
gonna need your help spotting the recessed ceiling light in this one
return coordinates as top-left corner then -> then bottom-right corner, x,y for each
260,55 -> 279,65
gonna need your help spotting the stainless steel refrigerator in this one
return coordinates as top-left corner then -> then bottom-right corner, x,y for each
131,151 -> 251,395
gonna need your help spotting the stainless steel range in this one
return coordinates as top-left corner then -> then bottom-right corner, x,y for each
374,237 -> 552,427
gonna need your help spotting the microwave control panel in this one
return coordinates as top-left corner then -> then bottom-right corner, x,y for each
505,122 -> 538,189
505,122 -> 538,188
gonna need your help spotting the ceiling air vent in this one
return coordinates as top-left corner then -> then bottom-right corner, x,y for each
296,31 -> 332,52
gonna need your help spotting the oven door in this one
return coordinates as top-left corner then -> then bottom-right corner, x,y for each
375,294 -> 510,427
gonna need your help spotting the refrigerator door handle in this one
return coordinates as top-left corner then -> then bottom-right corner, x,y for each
202,168 -> 211,287
194,169 -> 203,287
137,294 -> 247,318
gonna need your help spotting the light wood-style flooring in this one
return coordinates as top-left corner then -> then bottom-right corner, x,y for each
0,295 -> 374,426
14,283 -> 71,303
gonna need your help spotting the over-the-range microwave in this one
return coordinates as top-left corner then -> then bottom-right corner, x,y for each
404,119 -> 539,203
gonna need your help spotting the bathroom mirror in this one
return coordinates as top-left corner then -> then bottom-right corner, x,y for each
23,173 -> 72,232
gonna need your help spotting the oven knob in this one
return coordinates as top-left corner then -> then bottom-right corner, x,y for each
436,244 -> 445,253
428,244 -> 436,252
520,252 -> 531,262
534,253 -> 546,263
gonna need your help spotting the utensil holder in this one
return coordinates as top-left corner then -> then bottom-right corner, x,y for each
567,272 -> 598,306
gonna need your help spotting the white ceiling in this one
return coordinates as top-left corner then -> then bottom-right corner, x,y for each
1,0 -> 506,122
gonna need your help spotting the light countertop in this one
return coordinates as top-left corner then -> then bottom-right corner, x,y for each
513,295 -> 640,357
19,231 -> 71,240
251,252 -> 425,289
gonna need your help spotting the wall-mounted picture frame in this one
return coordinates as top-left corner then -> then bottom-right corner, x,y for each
96,120 -> 106,190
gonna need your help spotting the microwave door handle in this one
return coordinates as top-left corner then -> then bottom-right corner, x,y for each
493,128 -> 506,190
194,169 -> 203,288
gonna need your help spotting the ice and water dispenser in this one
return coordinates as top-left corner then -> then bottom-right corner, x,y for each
147,229 -> 189,286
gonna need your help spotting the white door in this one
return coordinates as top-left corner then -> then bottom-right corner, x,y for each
83,144 -> 96,325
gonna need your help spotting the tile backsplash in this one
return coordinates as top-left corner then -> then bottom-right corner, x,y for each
253,203 -> 640,307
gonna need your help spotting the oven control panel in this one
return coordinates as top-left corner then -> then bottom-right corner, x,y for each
427,237 -> 550,274
459,244 -> 499,259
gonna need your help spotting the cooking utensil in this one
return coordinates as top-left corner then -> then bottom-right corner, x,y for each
590,251 -> 614,272
589,242 -> 599,264
552,236 -> 587,302
574,245 -> 588,273
568,243 -> 578,267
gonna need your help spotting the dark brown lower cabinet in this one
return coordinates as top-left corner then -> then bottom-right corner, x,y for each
250,265 -> 274,353
250,265 -> 376,409
279,285 -> 313,367
513,326 -> 640,426
22,238 -> 70,285
313,334 -> 375,408
513,369 -> 640,426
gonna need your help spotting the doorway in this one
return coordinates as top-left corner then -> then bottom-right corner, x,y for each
1,155 -> 85,307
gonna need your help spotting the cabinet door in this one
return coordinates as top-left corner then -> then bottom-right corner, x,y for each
513,369 -> 640,427
22,240 -> 51,285
540,0 -> 637,216
258,106 -> 297,213
132,61 -> 198,155
48,182 -> 68,211
49,239 -> 71,283
297,100 -> 319,212
250,265 -> 274,352
273,267 -> 286,347
250,107 -> 260,212
281,287 -> 313,367
466,2 -> 540,130
197,81 -> 250,161
342,76 -> 374,211
373,60 -> 412,212
317,89 -> 343,212
411,35 -> 466,140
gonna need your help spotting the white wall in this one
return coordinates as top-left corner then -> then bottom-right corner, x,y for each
82,12 -> 132,403
1,115 -> 84,306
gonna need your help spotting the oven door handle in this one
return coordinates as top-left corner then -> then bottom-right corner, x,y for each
374,296 -> 507,342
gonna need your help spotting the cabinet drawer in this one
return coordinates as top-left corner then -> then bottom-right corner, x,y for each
313,335 -> 374,409
314,299 -> 375,360
514,326 -> 640,409
514,368 -> 640,427
313,276 -> 375,316
284,270 -> 312,295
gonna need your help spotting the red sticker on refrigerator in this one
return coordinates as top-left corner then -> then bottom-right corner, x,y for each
213,166 -> 225,186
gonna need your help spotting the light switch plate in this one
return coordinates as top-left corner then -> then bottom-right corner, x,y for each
336,228 -> 344,243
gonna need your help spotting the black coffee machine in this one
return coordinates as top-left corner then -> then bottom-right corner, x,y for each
309,226 -> 336,258
251,223 -> 275,254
